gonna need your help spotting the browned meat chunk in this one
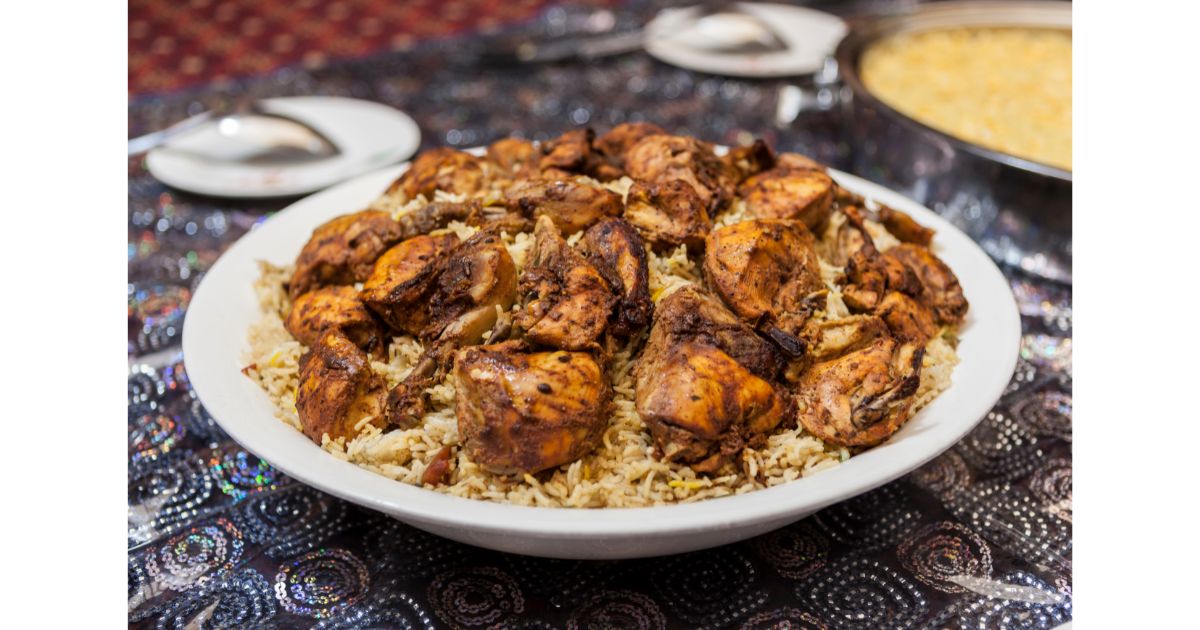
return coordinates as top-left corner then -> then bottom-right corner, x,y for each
594,122 -> 667,174
486,137 -> 537,175
503,177 -> 623,235
454,341 -> 611,474
393,201 -> 477,238
877,291 -> 938,344
878,205 -> 935,247
738,166 -> 835,232
722,139 -> 776,183
634,286 -> 790,472
388,147 -> 488,200
579,217 -> 653,338
623,179 -> 712,251
386,230 -> 519,428
625,134 -> 733,214
538,128 -> 595,179
295,331 -> 387,444
360,233 -> 460,335
800,315 -> 889,365
289,210 -> 405,299
285,286 -> 387,358
795,336 -> 924,447
885,244 -> 969,325
515,216 -> 616,350
704,219 -> 826,356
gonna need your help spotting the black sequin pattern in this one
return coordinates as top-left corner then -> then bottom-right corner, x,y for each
128,2 -> 1072,626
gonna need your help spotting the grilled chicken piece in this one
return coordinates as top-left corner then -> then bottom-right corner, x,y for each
285,286 -> 387,358
877,291 -> 938,344
625,134 -> 733,214
393,201 -> 477,238
454,340 -> 611,474
360,233 -> 460,334
801,315 -> 889,365
387,147 -> 488,200
579,217 -> 653,338
386,230 -> 519,428
295,331 -> 387,444
424,230 -> 519,347
795,336 -> 924,447
538,128 -> 596,179
775,152 -> 828,172
635,287 -> 790,472
515,216 -> 616,350
722,139 -> 776,183
486,137 -> 537,175
704,219 -> 826,356
623,179 -> 712,251
885,244 -> 969,326
738,165 -> 835,232
594,122 -> 667,172
877,206 -> 935,247
646,285 -> 784,379
503,177 -> 623,235
838,205 -> 922,312
289,210 -> 405,299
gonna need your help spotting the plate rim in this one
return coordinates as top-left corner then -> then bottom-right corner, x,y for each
183,152 -> 1020,542
145,96 -> 422,199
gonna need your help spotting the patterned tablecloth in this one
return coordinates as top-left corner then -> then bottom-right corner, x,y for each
127,4 -> 1073,627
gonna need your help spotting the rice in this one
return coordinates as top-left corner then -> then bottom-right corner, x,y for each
860,27 -> 1072,171
242,186 -> 960,508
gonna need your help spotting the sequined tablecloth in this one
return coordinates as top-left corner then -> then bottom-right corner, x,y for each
128,4 -> 1072,627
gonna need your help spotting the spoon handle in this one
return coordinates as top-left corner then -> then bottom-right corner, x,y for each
128,111 -> 214,156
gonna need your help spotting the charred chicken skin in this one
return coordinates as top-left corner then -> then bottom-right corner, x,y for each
537,128 -> 597,179
579,217 -> 653,338
704,219 -> 826,356
285,286 -> 387,358
296,331 -> 387,443
625,134 -> 733,214
515,216 -> 616,350
794,336 -> 924,447
387,147 -> 488,200
635,286 -> 790,472
360,232 -> 461,335
722,139 -> 776,184
623,179 -> 712,251
738,162 -> 835,232
386,230 -> 519,428
594,121 -> 667,173
486,137 -> 537,176
885,244 -> 969,326
503,177 -> 623,235
288,210 -> 405,300
454,340 -> 611,474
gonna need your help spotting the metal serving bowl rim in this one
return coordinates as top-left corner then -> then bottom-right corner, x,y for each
834,0 -> 1073,183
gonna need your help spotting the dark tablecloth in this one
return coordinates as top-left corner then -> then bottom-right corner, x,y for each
128,3 -> 1072,627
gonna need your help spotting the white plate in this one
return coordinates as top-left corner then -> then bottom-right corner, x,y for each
146,96 -> 421,198
184,155 -> 1020,559
645,3 -> 846,78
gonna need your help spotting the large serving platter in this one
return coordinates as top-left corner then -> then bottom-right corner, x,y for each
184,152 -> 1020,559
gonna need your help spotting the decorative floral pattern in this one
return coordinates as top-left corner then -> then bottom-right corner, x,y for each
127,2 -> 1072,626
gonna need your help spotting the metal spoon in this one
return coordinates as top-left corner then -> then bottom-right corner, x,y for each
127,102 -> 341,163
670,2 -> 791,55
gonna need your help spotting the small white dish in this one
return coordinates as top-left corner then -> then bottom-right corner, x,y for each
184,151 -> 1020,559
645,3 -> 847,77
146,96 -> 420,198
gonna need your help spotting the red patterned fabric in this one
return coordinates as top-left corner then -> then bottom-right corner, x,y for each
129,0 -> 614,95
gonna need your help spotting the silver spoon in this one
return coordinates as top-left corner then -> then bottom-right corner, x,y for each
671,2 -> 791,55
128,101 -> 341,163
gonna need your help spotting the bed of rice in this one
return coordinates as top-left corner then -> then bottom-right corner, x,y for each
242,179 -> 959,508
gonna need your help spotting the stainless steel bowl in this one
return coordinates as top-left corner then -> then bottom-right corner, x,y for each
833,1 -> 1072,282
